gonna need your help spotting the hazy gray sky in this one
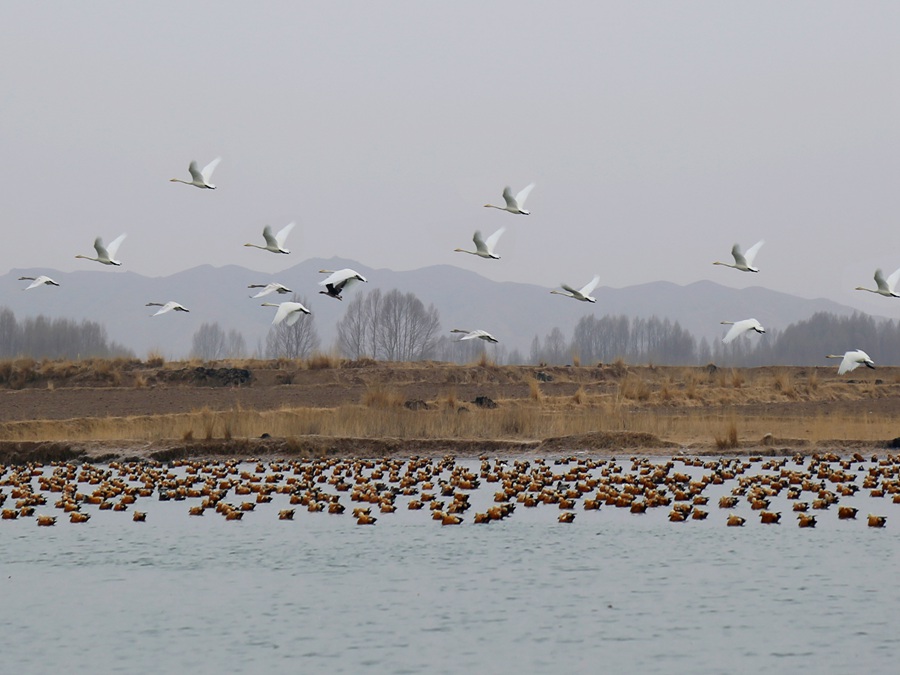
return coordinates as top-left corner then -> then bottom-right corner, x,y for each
2,2 -> 898,316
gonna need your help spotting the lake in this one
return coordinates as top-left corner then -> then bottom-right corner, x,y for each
2,454 -> 898,674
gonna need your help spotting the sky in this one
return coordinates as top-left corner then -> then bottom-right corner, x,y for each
2,1 -> 899,319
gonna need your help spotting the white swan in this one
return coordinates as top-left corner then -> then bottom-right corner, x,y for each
720,318 -> 765,344
244,223 -> 295,254
855,268 -> 900,297
19,275 -> 59,290
146,301 -> 189,316
248,282 -> 292,298
318,268 -> 367,300
451,329 -> 499,343
454,228 -> 505,259
75,234 -> 127,266
550,275 -> 600,303
170,157 -> 221,189
484,183 -> 535,215
261,301 -> 310,326
713,240 -> 765,272
827,349 -> 875,374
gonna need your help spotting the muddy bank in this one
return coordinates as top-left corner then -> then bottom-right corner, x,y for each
2,431 -> 897,465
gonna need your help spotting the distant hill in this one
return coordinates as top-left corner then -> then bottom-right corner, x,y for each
0,260 -> 877,359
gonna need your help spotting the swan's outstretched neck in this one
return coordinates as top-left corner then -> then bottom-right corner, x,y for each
712,262 -> 735,268
855,286 -> 875,293
170,178 -> 188,184
720,321 -> 735,325
483,204 -> 502,210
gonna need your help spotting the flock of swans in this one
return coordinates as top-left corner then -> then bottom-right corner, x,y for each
14,161 -> 885,372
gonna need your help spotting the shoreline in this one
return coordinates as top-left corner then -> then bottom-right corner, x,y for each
2,360 -> 899,463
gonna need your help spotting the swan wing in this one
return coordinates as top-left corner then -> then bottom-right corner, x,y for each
93,237 -> 109,259
472,231 -> 488,254
873,269 -> 889,292
730,243 -> 747,267
722,321 -> 747,344
886,267 -> 900,293
501,186 -> 516,209
200,157 -> 221,182
515,182 -> 535,208
275,222 -> 295,247
837,353 -> 859,375
105,234 -> 127,260
187,161 -> 203,183
579,275 -> 601,296
261,226 -> 278,248
744,240 -> 765,266
560,283 -> 579,295
484,227 -> 505,253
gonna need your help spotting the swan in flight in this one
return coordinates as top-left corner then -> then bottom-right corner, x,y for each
318,268 -> 367,300
855,268 -> 900,297
244,223 -> 295,254
713,240 -> 765,272
248,282 -> 292,298
170,157 -> 221,189
75,234 -> 127,266
484,183 -> 535,215
720,319 -> 765,344
261,301 -> 310,326
827,349 -> 875,374
146,301 -> 189,316
550,275 -> 600,303
19,275 -> 59,290
454,228 -> 505,259
451,329 -> 499,343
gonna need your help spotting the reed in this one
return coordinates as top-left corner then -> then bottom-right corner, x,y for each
2,402 -> 899,445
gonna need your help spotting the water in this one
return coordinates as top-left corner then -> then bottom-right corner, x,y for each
2,456 -> 899,674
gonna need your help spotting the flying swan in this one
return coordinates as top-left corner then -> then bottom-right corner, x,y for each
19,275 -> 59,290
855,268 -> 900,298
244,223 -> 295,254
318,269 -> 367,300
451,329 -> 499,343
261,301 -> 310,326
75,234 -> 127,266
484,183 -> 535,215
454,228 -> 505,259
170,157 -> 221,189
720,319 -> 765,344
713,240 -> 765,273
827,349 -> 875,374
146,301 -> 189,316
550,275 -> 600,303
248,283 -> 292,298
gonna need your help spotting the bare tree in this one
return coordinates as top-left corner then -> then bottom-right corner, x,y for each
191,322 -> 227,360
336,289 -> 440,361
226,329 -> 248,358
265,295 -> 320,359
336,293 -> 370,359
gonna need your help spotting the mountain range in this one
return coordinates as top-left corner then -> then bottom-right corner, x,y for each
1,259 -> 881,359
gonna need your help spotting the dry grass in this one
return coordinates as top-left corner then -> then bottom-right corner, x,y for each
714,420 -> 739,449
146,351 -> 165,368
0,361 -> 897,446
619,374 -> 651,401
362,385 -> 406,409
2,398 -> 899,446
307,352 -> 341,370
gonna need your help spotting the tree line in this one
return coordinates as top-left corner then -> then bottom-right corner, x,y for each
6,295 -> 899,369
0,308 -> 133,359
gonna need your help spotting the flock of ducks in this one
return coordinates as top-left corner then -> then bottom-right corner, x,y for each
2,453 -> 897,529
12,160 -> 888,367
